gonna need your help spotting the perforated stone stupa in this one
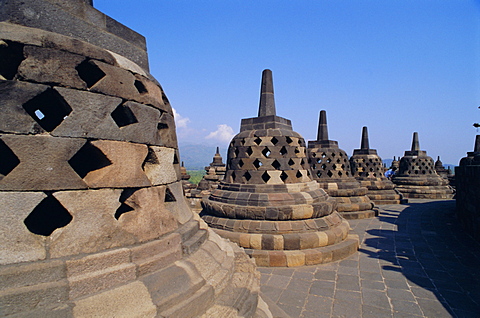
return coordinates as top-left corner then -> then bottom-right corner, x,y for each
393,132 -> 453,199
201,70 -> 358,267
307,111 -> 376,219
349,127 -> 405,205
0,1 -> 270,317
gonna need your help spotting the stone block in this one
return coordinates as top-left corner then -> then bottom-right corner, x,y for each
88,60 -> 138,99
0,80 -> 48,134
118,186 -> 178,242
0,135 -> 87,190
66,248 -> 136,299
131,233 -> 182,276
51,87 -> 123,139
49,189 -> 136,258
73,281 -> 156,318
268,251 -> 287,267
133,74 -> 171,112
143,146 -> 178,185
249,234 -> 262,249
286,251 -> 305,267
0,259 -> 65,291
118,101 -> 163,144
164,181 -> 193,224
82,140 -> 151,188
18,46 -> 86,89
273,235 -> 284,250
0,191 -> 47,265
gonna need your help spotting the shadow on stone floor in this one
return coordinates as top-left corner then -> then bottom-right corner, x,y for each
360,200 -> 480,317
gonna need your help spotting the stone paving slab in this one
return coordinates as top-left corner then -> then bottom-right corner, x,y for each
259,199 -> 480,317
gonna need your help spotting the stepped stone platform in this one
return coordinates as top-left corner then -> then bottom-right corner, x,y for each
350,126 -> 406,205
307,111 -> 376,219
202,70 -> 358,267
393,132 -> 453,199
0,1 -> 269,317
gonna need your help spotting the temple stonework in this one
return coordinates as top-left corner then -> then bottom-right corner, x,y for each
349,127 -> 405,205
201,70 -> 358,267
393,132 -> 453,199
0,1 -> 270,317
307,111 -> 376,219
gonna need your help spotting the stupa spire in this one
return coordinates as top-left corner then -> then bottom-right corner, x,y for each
216,146 -> 220,154
474,135 -> 480,153
258,69 -> 276,117
411,132 -> 420,151
361,126 -> 370,150
317,110 -> 329,141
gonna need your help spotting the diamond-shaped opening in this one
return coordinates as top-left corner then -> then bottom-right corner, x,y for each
253,158 -> 263,169
311,164 -> 316,169
231,171 -> 236,181
115,188 -> 138,219
76,60 -> 106,88
271,137 -> 278,145
327,170 -> 333,177
341,164 -> 345,169
173,151 -> 179,164
288,159 -> 295,166
0,139 -> 20,179
286,136 -> 293,144
68,142 -> 112,178
0,40 -> 24,80
24,194 -> 72,236
23,88 -> 72,132
238,159 -> 244,167
336,159 -> 341,163
244,171 -> 251,181
165,187 -> 176,202
261,171 -> 271,183
316,158 -> 321,163
142,147 -> 159,170
370,168 -> 374,172
294,147 -> 300,154
272,159 -> 281,170
134,80 -> 148,94
254,136 -> 262,145
111,104 -> 138,128
373,173 -> 377,177
262,147 -> 271,157
280,171 -> 288,182
157,122 -> 169,130
234,148 -> 240,157
246,147 -> 253,157
161,92 -> 170,105
316,171 -> 322,178
241,138 -> 246,145
321,152 -> 326,158
280,146 -> 288,156
311,152 -> 316,158
321,164 -> 327,170
296,171 -> 302,178
332,164 -> 337,169
338,171 -> 343,176
346,171 -> 350,176
301,159 -> 305,165
326,158 -> 331,163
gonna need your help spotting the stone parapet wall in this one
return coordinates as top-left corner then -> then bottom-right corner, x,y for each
455,165 -> 480,241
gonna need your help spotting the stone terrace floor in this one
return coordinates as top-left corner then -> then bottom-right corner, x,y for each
258,199 -> 480,318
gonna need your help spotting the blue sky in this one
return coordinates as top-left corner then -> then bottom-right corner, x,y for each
95,0 -> 480,165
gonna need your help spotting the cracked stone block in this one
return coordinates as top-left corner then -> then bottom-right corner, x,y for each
87,60 -> 138,100
0,192 -> 47,265
143,146 -> 178,185
73,281 -> 157,318
0,135 -> 87,191
82,140 -> 151,188
49,189 -> 136,258
51,87 -> 122,139
18,46 -> 86,89
0,80 -> 48,134
117,186 -> 179,242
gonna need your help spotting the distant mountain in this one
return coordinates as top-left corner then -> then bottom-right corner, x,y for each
178,144 -> 227,170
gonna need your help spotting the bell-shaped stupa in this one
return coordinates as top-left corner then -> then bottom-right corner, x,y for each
0,1 -> 269,317
459,135 -> 480,166
349,127 -> 405,205
307,111 -> 376,219
393,132 -> 453,199
201,70 -> 358,267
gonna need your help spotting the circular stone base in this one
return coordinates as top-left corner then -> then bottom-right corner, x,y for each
370,199 -> 408,205
340,209 -> 378,219
244,234 -> 359,267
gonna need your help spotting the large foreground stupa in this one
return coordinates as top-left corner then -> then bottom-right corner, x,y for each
307,111 -> 376,219
201,70 -> 358,267
349,127 -> 405,205
0,1 -> 270,317
393,132 -> 453,199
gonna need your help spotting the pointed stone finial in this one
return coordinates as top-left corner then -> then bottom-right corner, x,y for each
258,69 -> 276,117
411,132 -> 420,151
317,110 -> 329,141
361,126 -> 370,150
474,135 -> 480,153
182,161 -> 185,167
216,146 -> 220,155
393,156 -> 396,161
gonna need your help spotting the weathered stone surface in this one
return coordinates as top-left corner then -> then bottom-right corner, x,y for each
157,111 -> 178,147
0,260 -> 65,291
118,101 -> 162,144
118,186 -> 179,242
18,46 -> 86,88
73,281 -> 157,318
134,73 -> 171,112
143,146 -> 178,185
0,80 -> 48,134
49,189 -> 136,258
88,60 -> 138,99
0,135 -> 87,190
51,87 -> 122,139
165,181 -> 193,224
0,192 -> 47,265
82,140 -> 151,188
